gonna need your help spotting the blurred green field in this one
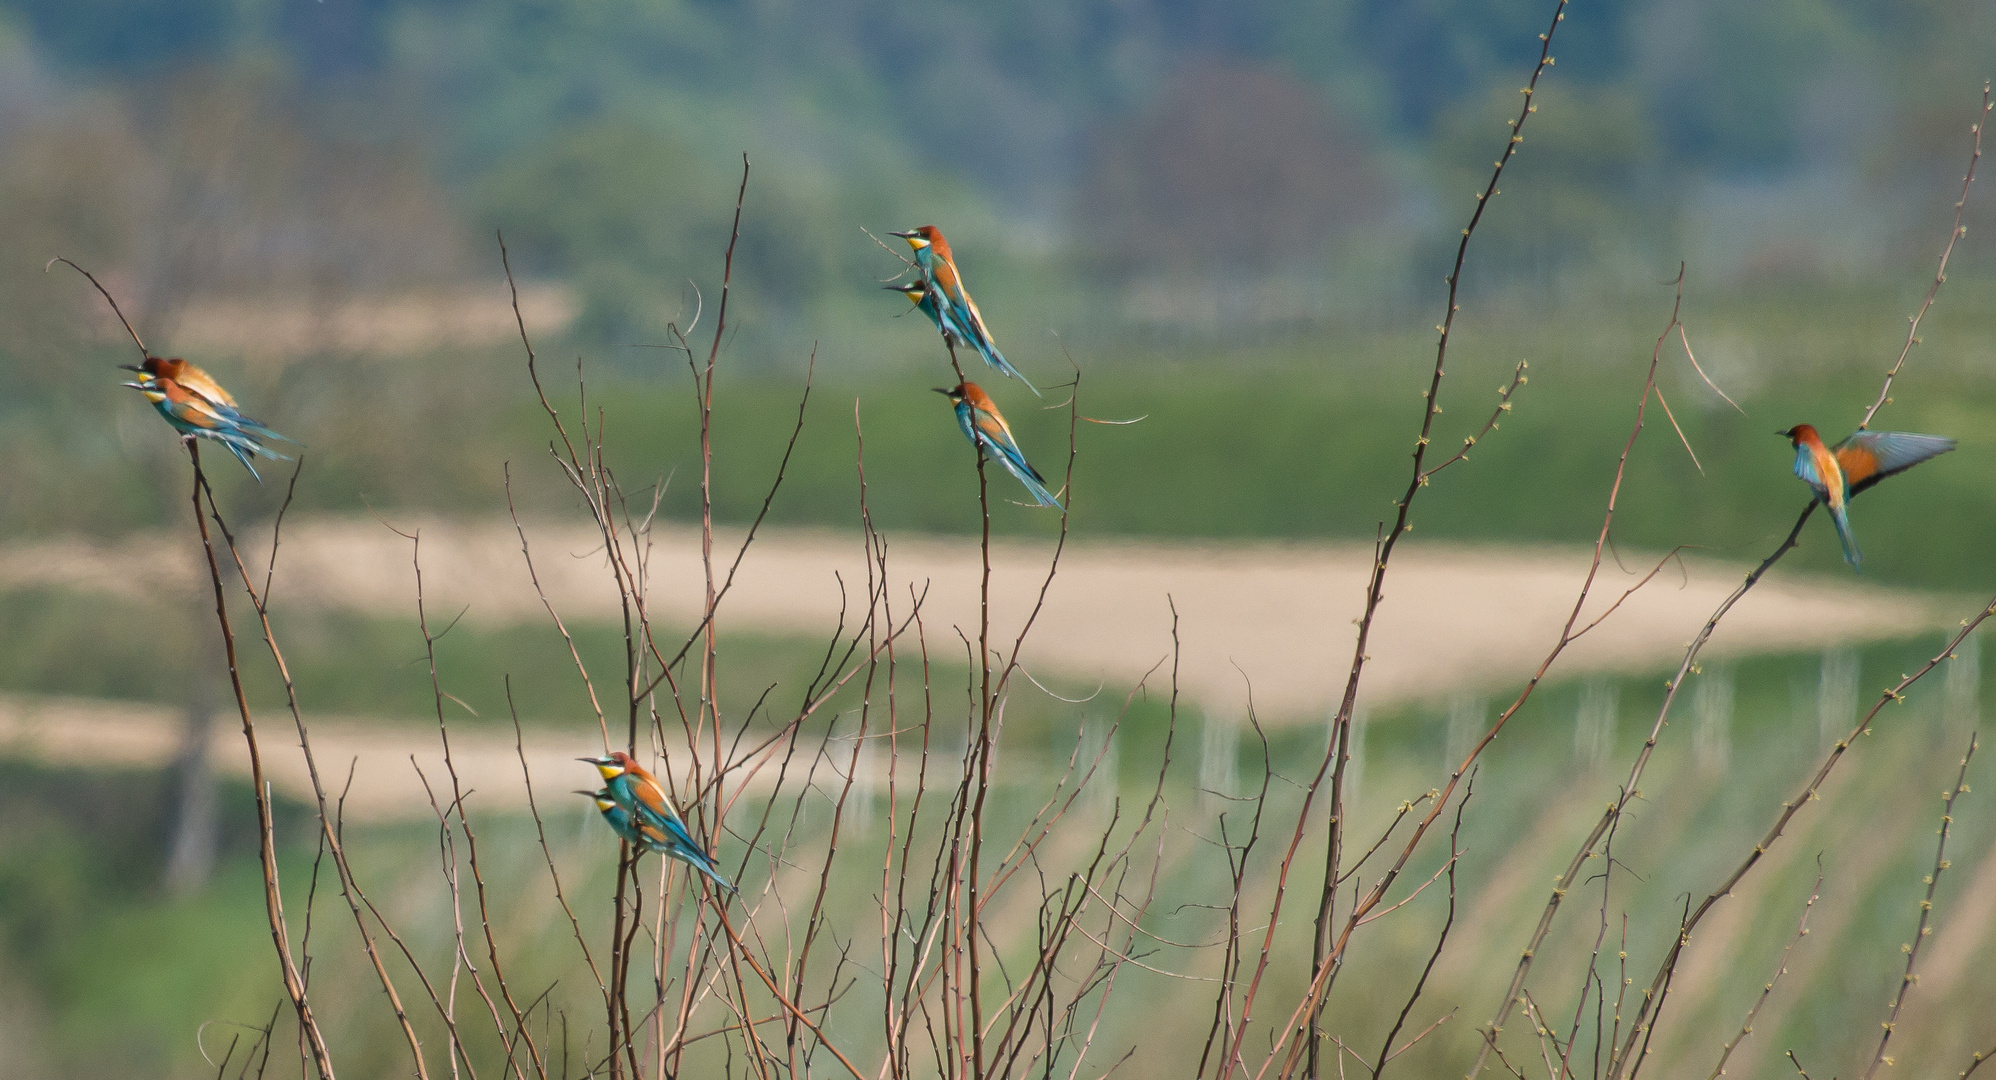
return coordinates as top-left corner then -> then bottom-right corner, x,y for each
9,278 -> 1991,588
0,583 -> 1120,743
6,233 -> 1996,1080
529,279 -> 1996,588
7,3 -> 1996,1075
4,631 -> 1991,1078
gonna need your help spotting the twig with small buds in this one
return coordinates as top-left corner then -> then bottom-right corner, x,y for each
1612,602 -> 1996,1079
1861,733 -> 1977,1080
1293,2 -> 1571,1071
1704,863 -> 1824,1080
1861,84 -> 1992,431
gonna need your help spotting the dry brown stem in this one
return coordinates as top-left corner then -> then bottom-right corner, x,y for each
1860,734 -> 1975,1080
1295,5 -> 1567,1071
1705,865 -> 1824,1079
1860,83 -> 1992,431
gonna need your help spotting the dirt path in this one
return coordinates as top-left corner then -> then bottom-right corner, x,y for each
4,516 -> 1952,718
0,694 -> 591,823
0,517 -> 1953,818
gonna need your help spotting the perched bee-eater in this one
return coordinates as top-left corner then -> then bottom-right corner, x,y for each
577,790 -> 649,846
1781,424 -> 1955,569
121,356 -> 237,409
935,381 -> 1063,509
124,374 -> 294,482
885,279 -> 973,350
580,753 -> 735,893
889,225 -> 1039,396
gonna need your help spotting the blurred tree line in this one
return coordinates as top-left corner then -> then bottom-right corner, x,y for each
7,0 -> 1995,882
6,0 -> 1993,905
6,0 -> 1995,346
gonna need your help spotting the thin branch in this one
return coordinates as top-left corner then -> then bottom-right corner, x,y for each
1372,772 -> 1473,1080
1676,326 -> 1745,415
1612,602 -> 1996,1079
180,442 -> 337,1080
1860,732 -> 1977,1080
47,256 -> 148,361
1705,863 -> 1824,1080
1291,6 -> 1568,1070
1649,383 -> 1702,474
1860,83 -> 1991,430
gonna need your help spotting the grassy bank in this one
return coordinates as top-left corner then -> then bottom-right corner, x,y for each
10,279 -> 1996,590
1,630 -> 1988,1076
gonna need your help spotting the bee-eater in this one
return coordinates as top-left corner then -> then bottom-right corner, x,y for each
1781,424 -> 1955,569
889,226 -> 1040,396
577,789 -> 650,847
936,381 -> 1063,509
124,374 -> 294,482
885,279 -> 973,350
121,356 -> 237,409
580,753 -> 735,893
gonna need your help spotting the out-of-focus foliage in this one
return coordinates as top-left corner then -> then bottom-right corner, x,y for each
1073,58 -> 1390,328
8,0 -> 1996,331
2,0 -> 1996,564
473,118 -> 952,349
4,637 -> 1995,1076
0,51 -> 492,535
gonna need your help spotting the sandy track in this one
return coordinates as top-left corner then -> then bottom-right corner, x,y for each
3,516 -> 1952,720
0,694 -> 592,823
1,518 -> 1953,819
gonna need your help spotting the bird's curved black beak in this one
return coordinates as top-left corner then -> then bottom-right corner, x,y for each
118,363 -> 142,373
1774,429 -> 1791,438
572,789 -> 599,797
887,230 -> 917,239
932,387 -> 952,396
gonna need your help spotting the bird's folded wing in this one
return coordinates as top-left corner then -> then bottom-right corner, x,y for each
184,372 -> 240,410
171,399 -> 231,432
629,779 -> 688,831
975,409 -> 1018,448
957,292 -> 997,346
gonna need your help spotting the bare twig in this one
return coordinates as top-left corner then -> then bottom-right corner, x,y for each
1294,6 -> 1567,1070
1372,771 -> 1473,1080
1860,732 -> 1977,1080
1676,326 -> 1745,415
183,445 -> 336,1080
1705,863 -> 1824,1079
1860,83 -> 1992,430
1612,602 -> 1996,1079
47,256 -> 149,361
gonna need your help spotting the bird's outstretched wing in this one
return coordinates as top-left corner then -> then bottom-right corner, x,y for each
1791,443 -> 1832,494
1835,431 -> 1956,496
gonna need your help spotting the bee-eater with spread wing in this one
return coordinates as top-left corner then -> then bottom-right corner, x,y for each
1781,424 -> 1955,569
121,356 -> 238,410
936,381 -> 1063,509
124,374 -> 294,482
889,225 -> 1040,396
580,752 -> 735,893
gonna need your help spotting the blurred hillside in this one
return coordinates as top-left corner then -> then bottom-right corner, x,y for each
6,10 -> 1996,1074
6,0 -> 1996,338
2,0 -> 1995,586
